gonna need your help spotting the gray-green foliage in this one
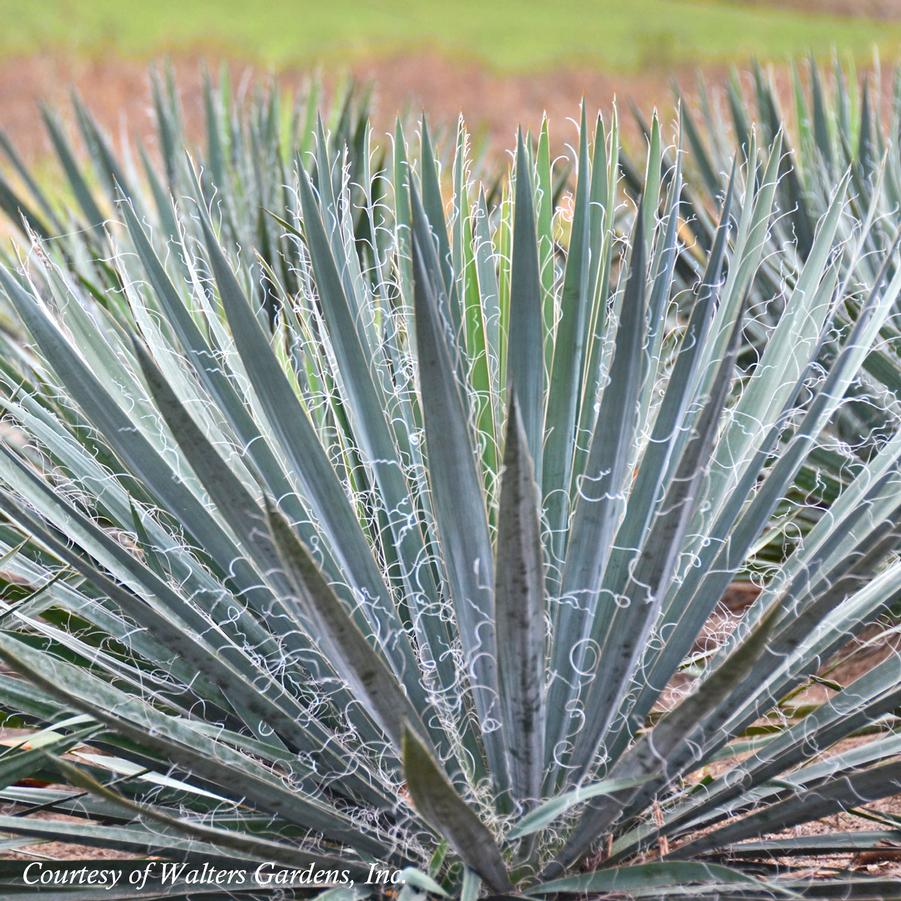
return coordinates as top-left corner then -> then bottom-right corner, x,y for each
0,61 -> 896,898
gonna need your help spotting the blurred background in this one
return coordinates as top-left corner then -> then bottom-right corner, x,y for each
0,0 -> 899,161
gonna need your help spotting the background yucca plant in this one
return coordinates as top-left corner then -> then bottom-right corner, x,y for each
627,57 -> 901,571
0,64 -> 896,899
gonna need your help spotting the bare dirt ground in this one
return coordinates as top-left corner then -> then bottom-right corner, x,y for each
0,52 -> 702,167
749,0 -> 901,16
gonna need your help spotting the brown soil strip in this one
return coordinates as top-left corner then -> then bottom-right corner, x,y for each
0,52 -> 704,167
744,0 -> 901,17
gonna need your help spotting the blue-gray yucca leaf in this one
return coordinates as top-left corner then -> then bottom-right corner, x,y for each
675,757 -> 901,858
495,393 -> 547,806
542,107 -> 593,569
532,861 -> 775,897
266,499 -> 435,755
507,132 -> 545,474
402,725 -> 513,893
54,756 -> 365,873
546,209 -> 647,769
410,182 -> 508,793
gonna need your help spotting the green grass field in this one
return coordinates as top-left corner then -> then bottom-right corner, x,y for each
0,0 -> 898,72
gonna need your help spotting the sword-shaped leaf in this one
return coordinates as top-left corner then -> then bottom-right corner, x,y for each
533,861 -> 778,897
402,726 -> 512,893
677,758 -> 901,858
265,500 -> 431,755
494,394 -> 546,804
545,210 -> 647,761
507,131 -> 545,472
411,185 -> 506,790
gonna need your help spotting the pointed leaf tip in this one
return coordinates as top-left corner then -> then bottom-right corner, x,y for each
402,725 -> 512,893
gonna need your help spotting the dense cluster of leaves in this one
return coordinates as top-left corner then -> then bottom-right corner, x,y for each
0,61 -> 896,898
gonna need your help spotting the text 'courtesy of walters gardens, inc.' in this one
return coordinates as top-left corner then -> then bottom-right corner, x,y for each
21,860 -> 410,891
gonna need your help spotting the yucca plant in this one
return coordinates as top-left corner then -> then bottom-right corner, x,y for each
0,67 -> 897,900
640,57 -> 901,568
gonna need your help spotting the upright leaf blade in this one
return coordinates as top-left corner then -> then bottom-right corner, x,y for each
402,726 -> 512,893
495,395 -> 546,805
507,132 -> 545,472
411,186 -> 506,791
545,212 -> 647,766
266,502 -> 432,754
